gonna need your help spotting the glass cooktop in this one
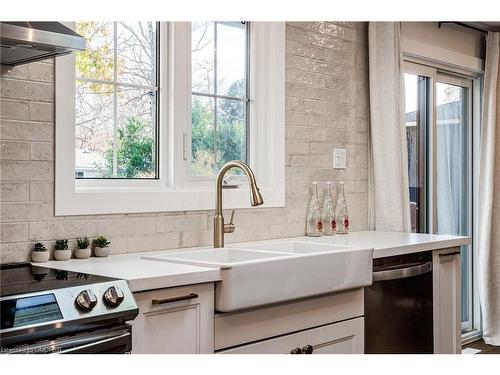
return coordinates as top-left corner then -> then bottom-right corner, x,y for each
0,263 -> 117,298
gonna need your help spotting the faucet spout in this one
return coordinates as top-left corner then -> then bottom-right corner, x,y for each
214,160 -> 264,248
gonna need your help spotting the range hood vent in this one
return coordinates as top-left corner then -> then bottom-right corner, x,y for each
1,22 -> 86,67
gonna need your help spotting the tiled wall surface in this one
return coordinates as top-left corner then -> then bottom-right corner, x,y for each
0,22 -> 369,263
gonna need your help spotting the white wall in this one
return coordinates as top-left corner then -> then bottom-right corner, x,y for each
402,22 -> 485,72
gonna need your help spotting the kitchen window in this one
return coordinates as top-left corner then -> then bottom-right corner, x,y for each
403,61 -> 481,342
55,22 -> 285,215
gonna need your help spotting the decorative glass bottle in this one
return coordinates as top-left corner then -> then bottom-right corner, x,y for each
322,182 -> 336,236
335,181 -> 349,234
306,182 -> 323,236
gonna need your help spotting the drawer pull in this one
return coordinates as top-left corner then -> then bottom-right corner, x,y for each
290,347 -> 302,354
302,344 -> 313,354
439,251 -> 461,257
152,293 -> 198,305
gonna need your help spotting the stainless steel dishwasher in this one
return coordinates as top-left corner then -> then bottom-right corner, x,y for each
365,251 -> 434,354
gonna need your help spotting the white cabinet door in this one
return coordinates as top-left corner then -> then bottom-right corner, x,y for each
132,283 -> 214,354
219,317 -> 364,354
433,248 -> 461,354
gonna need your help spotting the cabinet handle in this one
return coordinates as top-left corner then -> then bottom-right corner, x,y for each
290,347 -> 302,354
302,344 -> 313,354
152,293 -> 198,305
438,251 -> 461,257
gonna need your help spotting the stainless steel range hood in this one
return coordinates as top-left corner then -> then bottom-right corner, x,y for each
1,22 -> 86,67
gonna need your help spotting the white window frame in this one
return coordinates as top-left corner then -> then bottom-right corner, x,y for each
55,22 -> 285,215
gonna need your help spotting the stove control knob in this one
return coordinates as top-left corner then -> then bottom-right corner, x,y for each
75,289 -> 98,312
103,285 -> 125,308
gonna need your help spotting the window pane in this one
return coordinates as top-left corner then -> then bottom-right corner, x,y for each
75,81 -> 114,178
216,98 -> 246,169
75,22 -> 159,179
216,22 -> 246,98
191,95 -> 215,176
190,21 -> 248,177
192,22 -> 215,94
116,87 -> 157,178
75,22 -> 114,81
435,82 -> 469,236
116,22 -> 157,87
435,81 -> 471,327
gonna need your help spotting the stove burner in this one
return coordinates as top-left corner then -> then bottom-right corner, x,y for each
0,262 -> 116,298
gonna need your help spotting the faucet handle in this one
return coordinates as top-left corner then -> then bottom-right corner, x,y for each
224,210 -> 236,234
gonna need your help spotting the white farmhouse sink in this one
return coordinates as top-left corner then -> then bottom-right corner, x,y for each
142,248 -> 290,269
236,240 -> 356,254
143,241 -> 373,312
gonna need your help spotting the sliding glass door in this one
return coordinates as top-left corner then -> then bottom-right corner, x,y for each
403,62 -> 479,339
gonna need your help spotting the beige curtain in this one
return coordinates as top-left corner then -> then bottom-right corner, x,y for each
478,31 -> 500,345
368,22 -> 411,232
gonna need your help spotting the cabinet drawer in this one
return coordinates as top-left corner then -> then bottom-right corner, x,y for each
215,288 -> 363,350
219,317 -> 364,354
132,283 -> 214,354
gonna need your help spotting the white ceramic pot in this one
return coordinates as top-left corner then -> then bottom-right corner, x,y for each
54,249 -> 72,261
74,247 -> 91,259
32,251 -> 50,263
93,246 -> 110,257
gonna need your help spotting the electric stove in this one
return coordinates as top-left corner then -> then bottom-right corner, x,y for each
0,263 -> 138,353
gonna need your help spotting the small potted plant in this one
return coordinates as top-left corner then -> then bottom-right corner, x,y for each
75,236 -> 91,259
93,235 -> 111,257
31,242 -> 49,263
54,239 -> 71,261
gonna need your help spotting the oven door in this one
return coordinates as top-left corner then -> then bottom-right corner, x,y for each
7,325 -> 132,354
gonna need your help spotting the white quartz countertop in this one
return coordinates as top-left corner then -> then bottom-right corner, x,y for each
297,231 -> 471,258
38,230 -> 470,292
40,251 -> 220,293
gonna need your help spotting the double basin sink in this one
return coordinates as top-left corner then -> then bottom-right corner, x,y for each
143,239 -> 372,312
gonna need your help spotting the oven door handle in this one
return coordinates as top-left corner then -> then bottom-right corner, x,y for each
57,332 -> 131,354
373,262 -> 432,281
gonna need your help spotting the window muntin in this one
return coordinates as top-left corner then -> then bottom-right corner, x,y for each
190,22 -> 249,177
74,22 -> 159,179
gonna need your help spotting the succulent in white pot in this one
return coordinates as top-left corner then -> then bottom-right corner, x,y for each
93,235 -> 111,257
31,242 -> 50,263
75,236 -> 91,259
54,239 -> 71,261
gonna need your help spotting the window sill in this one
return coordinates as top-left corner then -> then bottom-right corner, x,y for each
55,184 -> 284,216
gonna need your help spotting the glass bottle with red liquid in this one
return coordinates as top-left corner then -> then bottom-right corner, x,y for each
322,182 -> 336,236
306,182 -> 323,237
335,181 -> 349,234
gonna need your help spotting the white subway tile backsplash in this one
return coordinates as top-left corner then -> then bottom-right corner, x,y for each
29,142 -> 53,161
0,140 -> 29,160
1,182 -> 29,202
1,223 -> 29,243
0,120 -> 54,141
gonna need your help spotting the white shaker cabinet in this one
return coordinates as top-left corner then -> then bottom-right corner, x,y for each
433,248 -> 461,354
132,283 -> 214,354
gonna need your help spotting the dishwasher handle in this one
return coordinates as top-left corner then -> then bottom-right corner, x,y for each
373,261 -> 432,281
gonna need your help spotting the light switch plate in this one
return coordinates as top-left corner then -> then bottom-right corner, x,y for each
333,148 -> 347,169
